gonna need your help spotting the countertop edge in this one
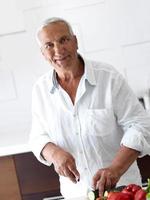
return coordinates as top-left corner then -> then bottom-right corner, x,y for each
0,143 -> 31,156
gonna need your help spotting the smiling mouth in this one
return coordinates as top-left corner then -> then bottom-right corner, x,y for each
54,55 -> 69,63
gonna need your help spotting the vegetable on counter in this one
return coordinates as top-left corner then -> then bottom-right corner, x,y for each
88,186 -> 126,200
122,183 -> 146,200
87,179 -> 150,200
107,183 -> 146,200
107,191 -> 131,200
134,188 -> 146,200
88,189 -> 99,200
122,184 -> 141,195
146,179 -> 150,200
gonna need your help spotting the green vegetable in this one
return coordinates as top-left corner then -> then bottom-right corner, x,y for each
146,193 -> 150,200
146,179 -> 150,200
146,179 -> 150,193
88,189 -> 99,200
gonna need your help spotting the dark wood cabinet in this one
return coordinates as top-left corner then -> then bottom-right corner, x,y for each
137,155 -> 150,183
0,156 -> 22,200
13,152 -> 61,200
0,152 -> 60,200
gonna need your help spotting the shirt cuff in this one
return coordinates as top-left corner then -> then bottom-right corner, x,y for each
29,134 -> 52,166
121,127 -> 150,157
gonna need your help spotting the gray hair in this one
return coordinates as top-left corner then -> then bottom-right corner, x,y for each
36,17 -> 74,47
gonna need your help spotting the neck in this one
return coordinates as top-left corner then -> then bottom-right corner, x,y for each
56,56 -> 84,82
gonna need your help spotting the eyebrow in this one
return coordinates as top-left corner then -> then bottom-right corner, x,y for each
45,35 -> 72,43
44,41 -> 53,45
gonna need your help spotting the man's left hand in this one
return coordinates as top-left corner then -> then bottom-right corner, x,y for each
92,167 -> 120,198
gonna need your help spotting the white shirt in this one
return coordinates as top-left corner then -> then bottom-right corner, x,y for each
29,58 -> 150,198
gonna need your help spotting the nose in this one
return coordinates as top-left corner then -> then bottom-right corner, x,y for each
54,42 -> 64,55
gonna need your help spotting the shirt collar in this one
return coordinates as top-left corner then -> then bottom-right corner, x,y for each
50,70 -> 59,94
83,58 -> 97,86
49,55 -> 97,94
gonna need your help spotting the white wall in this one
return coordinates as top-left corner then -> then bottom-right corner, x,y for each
0,0 -> 150,155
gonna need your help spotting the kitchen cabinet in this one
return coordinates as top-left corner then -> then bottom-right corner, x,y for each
0,152 -> 61,200
137,155 -> 150,183
0,156 -> 22,200
13,152 -> 61,200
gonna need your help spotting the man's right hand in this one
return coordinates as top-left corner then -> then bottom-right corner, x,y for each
42,142 -> 80,183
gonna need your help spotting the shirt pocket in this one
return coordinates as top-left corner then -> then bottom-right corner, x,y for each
85,108 -> 115,137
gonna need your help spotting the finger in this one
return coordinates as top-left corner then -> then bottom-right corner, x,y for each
97,172 -> 106,197
68,165 -> 80,181
92,171 -> 101,189
65,169 -> 78,183
105,175 -> 112,191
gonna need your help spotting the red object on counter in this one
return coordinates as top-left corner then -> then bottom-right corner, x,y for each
134,188 -> 146,200
107,183 -> 147,200
124,184 -> 141,195
107,191 -> 131,200
122,189 -> 134,200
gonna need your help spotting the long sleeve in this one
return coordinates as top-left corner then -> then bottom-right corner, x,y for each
112,73 -> 150,156
29,84 -> 52,165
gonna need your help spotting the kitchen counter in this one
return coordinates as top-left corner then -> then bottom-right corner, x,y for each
0,143 -> 30,156
43,197 -> 88,200
66,198 -> 88,200
65,198 -> 88,200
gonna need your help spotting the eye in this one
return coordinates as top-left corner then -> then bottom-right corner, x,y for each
59,36 -> 70,44
44,42 -> 54,50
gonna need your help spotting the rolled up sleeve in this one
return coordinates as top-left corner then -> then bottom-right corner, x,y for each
121,126 -> 150,157
113,73 -> 150,156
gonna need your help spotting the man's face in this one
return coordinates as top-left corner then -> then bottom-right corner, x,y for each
38,22 -> 78,70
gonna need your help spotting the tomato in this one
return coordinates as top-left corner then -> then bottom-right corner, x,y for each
125,184 -> 141,195
107,191 -> 131,200
134,188 -> 146,200
122,188 -> 134,200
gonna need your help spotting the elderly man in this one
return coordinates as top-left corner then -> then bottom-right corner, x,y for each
29,17 -> 150,198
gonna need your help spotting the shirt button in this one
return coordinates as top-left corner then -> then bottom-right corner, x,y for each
76,132 -> 79,135
84,167 -> 87,170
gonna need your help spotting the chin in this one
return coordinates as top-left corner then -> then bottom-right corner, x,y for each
56,63 -> 70,69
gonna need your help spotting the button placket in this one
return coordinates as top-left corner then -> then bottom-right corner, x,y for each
73,107 -> 80,136
73,106 -> 90,176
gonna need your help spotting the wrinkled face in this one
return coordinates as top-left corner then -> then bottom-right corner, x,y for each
38,22 -> 78,70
